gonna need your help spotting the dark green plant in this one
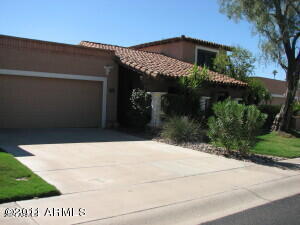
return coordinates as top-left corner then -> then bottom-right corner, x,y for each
179,64 -> 208,91
128,89 -> 151,128
293,102 -> 300,115
246,77 -> 271,105
161,116 -> 201,143
208,99 -> 267,154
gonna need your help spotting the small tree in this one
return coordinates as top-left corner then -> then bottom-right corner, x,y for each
213,47 -> 270,104
208,99 -> 267,154
219,0 -> 300,132
213,47 -> 255,81
179,64 -> 208,91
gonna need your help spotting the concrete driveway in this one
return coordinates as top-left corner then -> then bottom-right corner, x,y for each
0,128 -> 299,225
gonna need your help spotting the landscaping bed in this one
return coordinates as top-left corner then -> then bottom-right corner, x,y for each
117,128 -> 285,164
0,150 -> 60,203
153,137 -> 285,164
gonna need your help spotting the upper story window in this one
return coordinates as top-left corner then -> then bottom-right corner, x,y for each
195,46 -> 218,68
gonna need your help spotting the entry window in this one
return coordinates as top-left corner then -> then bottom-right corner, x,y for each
200,96 -> 211,112
196,49 -> 217,68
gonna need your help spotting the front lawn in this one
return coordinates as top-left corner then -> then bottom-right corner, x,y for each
0,150 -> 60,203
251,132 -> 300,158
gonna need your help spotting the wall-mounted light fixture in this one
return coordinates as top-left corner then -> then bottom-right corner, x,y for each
104,65 -> 114,75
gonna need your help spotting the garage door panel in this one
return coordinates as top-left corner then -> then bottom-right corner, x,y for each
0,75 -> 102,128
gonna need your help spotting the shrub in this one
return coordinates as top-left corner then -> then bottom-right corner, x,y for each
208,99 -> 267,154
161,116 -> 201,143
179,64 -> 208,90
127,89 -> 151,128
258,105 -> 281,130
293,102 -> 300,115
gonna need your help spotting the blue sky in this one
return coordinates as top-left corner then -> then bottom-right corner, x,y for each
0,0 -> 285,80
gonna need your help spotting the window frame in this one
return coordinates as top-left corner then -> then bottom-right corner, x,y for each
194,45 -> 219,67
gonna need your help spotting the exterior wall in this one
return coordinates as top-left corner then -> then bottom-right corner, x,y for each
137,40 -> 221,64
143,76 -> 176,92
0,36 -> 119,125
139,41 -> 184,61
181,41 -> 198,64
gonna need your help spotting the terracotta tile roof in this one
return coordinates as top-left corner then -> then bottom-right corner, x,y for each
80,41 -> 247,87
130,35 -> 233,51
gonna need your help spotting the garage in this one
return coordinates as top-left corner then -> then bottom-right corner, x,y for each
0,74 -> 103,128
0,35 -> 118,129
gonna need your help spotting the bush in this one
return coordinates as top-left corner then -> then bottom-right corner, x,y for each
208,100 -> 267,154
161,116 -> 201,143
127,89 -> 151,128
258,105 -> 281,130
293,102 -> 300,115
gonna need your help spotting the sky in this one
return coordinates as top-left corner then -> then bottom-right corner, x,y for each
0,0 -> 285,80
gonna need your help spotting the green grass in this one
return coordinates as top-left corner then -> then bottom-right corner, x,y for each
251,132 -> 300,158
0,150 -> 60,203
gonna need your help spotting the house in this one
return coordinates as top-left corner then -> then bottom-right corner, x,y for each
254,77 -> 300,105
0,34 -> 247,129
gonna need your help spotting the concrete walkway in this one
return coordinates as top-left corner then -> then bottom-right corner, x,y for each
0,128 -> 299,225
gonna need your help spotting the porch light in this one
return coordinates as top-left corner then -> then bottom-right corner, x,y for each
104,65 -> 114,75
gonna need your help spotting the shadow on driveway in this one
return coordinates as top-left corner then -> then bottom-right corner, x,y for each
0,128 -> 146,157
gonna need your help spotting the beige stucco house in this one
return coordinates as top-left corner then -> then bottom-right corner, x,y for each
0,34 -> 247,129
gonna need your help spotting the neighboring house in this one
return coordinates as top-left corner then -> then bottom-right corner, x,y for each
0,34 -> 247,129
254,77 -> 300,105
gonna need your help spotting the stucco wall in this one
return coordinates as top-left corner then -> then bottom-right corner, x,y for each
0,36 -> 119,125
137,40 -> 221,65
139,41 -> 184,61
